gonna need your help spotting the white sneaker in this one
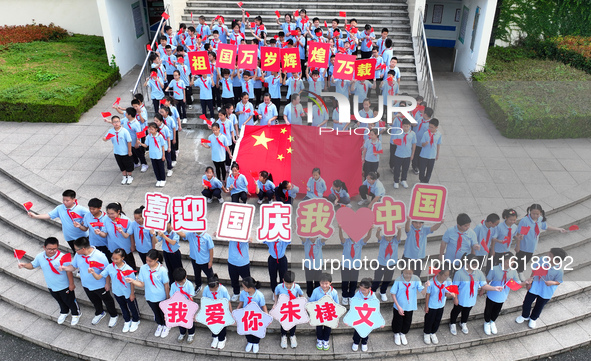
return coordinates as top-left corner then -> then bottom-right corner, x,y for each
218,197 -> 224,203
160,180 -> 166,187
424,333 -> 431,344
528,319 -> 537,329
394,333 -> 401,345
290,335 -> 297,348
134,163 -> 141,168
380,293 -> 387,302
160,326 -> 170,338
231,294 -> 240,302
431,333 -> 439,344
154,325 -> 163,337
516,315 -> 529,324
171,161 -> 177,167
400,333 -> 408,345
361,344 -> 368,352
182,118 -> 188,124
167,169 -> 173,176
207,198 -> 213,203
357,199 -> 368,206
245,342 -> 253,352
281,335 -> 288,349
122,321 -> 131,333
177,334 -> 186,343
108,316 -> 118,328
126,176 -> 133,185
401,180 -> 409,188
257,199 -> 263,204
490,321 -> 498,334
323,341 -> 330,351
352,343 -> 359,351
211,337 -> 219,348
188,105 -> 193,110
253,343 -> 259,353
57,313 -> 68,325
484,321 -> 491,335
130,320 -> 140,332
156,181 -> 162,187
92,312 -> 106,325
450,323 -> 457,335
187,334 -> 195,344
394,182 -> 399,189
341,297 -> 349,306
141,164 -> 149,172
217,339 -> 226,349
71,314 -> 81,326
460,323 -> 469,334
121,176 -> 128,185
316,340 -> 323,350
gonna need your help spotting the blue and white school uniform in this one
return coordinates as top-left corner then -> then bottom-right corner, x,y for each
31,251 -> 71,292
474,221 -> 498,257
215,119 -> 234,145
226,173 -> 249,195
528,262 -> 563,300
377,236 -> 400,267
275,283 -> 304,299
264,240 -> 289,261
82,211 -> 108,249
392,131 -> 416,158
493,221 -> 517,254
236,101 -> 255,128
283,102 -> 305,125
426,276 -> 452,310
517,215 -> 548,254
195,76 -> 213,100
329,187 -> 350,205
101,262 -> 136,299
342,238 -> 366,269
257,179 -> 275,199
453,268 -> 487,307
363,138 -> 382,162
240,289 -> 265,308
220,77 -> 234,99
161,54 -> 178,76
257,102 -> 278,126
202,175 -> 223,190
106,128 -> 131,156
419,131 -> 442,159
311,105 -> 329,127
310,286 -> 339,303
486,265 -> 520,304
208,134 -> 229,162
72,248 -> 108,291
357,30 -> 375,53
307,75 -> 324,96
264,75 -> 282,99
334,79 -> 350,98
442,226 -> 478,262
391,275 -> 423,311
285,77 -> 304,100
303,238 -> 324,270
403,225 -> 432,260
305,177 -> 327,199
145,133 -> 167,159
169,79 -> 185,100
104,215 -> 132,253
138,263 -> 169,303
195,24 -> 211,42
362,179 -> 386,198
203,284 -> 230,300
185,232 -> 214,266
128,221 -> 153,255
240,76 -> 255,99
332,107 -> 347,130
353,81 -> 372,104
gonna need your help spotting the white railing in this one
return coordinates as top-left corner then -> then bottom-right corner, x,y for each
415,9 -> 438,110
131,6 -> 170,98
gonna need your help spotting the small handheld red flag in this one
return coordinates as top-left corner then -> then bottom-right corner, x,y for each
121,270 -> 136,276
250,170 -> 259,180
88,261 -> 105,269
250,22 -> 255,29
203,180 -> 212,187
201,139 -> 212,144
254,110 -> 259,118
90,222 -> 104,228
445,285 -> 459,295
214,15 -> 220,21
374,149 -> 384,154
69,212 -> 82,220
275,10 -> 281,18
113,97 -> 121,107
290,30 -> 298,36
245,11 -> 250,18
59,253 -> 72,266
101,112 -> 112,118
105,133 -> 115,140
136,131 -> 146,139
14,249 -> 26,260
532,268 -> 548,278
159,99 -> 167,105
237,2 -> 243,7
294,10 -> 299,17
162,12 -> 170,20
324,21 -> 328,27
519,226 -> 530,235
116,218 -> 129,228
146,44 -> 152,52
428,267 -> 440,276
339,11 -> 347,17
506,279 -> 522,291
393,139 -> 402,146
23,202 -> 33,211
200,114 -> 213,126
337,47 -> 346,53
569,225 -> 579,231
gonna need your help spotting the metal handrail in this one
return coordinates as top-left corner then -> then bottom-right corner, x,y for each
131,5 -> 169,96
415,9 -> 438,110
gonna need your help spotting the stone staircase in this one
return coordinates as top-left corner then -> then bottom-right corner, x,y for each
2,146 -> 591,359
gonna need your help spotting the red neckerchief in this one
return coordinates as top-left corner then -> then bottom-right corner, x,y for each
45,250 -> 61,275
404,282 -> 411,301
350,241 -> 355,258
455,232 -> 463,255
264,104 -> 268,115
149,266 -> 158,287
503,225 -> 513,246
362,290 -> 374,300
236,242 -> 243,257
196,234 -> 201,253
274,242 -> 279,263
434,278 -> 445,301
163,232 -> 173,252
469,272 -> 475,297
138,225 -> 145,244
177,282 -> 192,300
403,133 -> 408,145
284,282 -> 297,300
308,240 -> 315,260
415,229 -> 421,248
152,135 -> 160,149
384,239 -> 394,259
428,130 -> 435,145
201,77 -> 208,90
114,263 -> 127,286
211,291 -> 218,299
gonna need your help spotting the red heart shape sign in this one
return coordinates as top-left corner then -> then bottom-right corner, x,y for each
336,207 -> 374,242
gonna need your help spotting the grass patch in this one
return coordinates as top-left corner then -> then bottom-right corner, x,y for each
0,34 -> 120,123
472,47 -> 591,139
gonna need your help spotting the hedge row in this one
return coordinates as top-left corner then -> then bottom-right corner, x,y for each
531,36 -> 591,75
0,23 -> 68,46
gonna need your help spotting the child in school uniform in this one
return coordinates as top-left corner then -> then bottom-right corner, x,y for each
358,171 -> 385,208
449,254 -> 502,335
310,273 -> 339,351
153,113 -> 174,177
391,267 -> 427,345
300,236 -> 325,297
88,248 -> 140,333
418,118 -> 442,184
391,119 -> 417,189
195,73 -> 214,120
381,71 -> 399,110
216,106 -> 236,173
232,66 -> 243,105
371,226 -> 401,300
129,206 -> 157,264
351,278 -> 378,352
202,274 -> 232,349
103,116 -> 134,185
240,70 -> 255,100
327,179 -> 351,207
284,72 -> 304,101
140,122 -> 168,187
304,167 -> 327,200
473,213 -> 500,273
423,267 -> 454,344
491,209 -> 522,266
307,68 -> 324,97
515,204 -> 567,280
224,162 -> 250,203
99,203 -> 136,270
274,271 -> 304,348
126,249 -> 171,338
440,213 -> 479,268
159,106 -> 178,172
516,247 -> 567,329
18,237 -> 80,326
201,123 -> 232,182
310,104 -> 329,127
122,107 -> 146,171
169,268 -> 196,343
76,198 -> 109,259
338,225 -> 372,305
411,106 -> 433,174
403,218 -> 444,277
361,128 -> 382,177
482,252 -> 521,335
236,92 -> 255,127
144,71 -> 165,112
351,80 -> 375,108
178,230 -> 214,292
257,93 -> 279,126
237,277 -> 268,353
156,222 -> 182,282
275,181 -> 299,204
202,166 -> 225,203
283,93 -> 305,125
264,238 -> 290,292
164,70 -> 186,121
256,170 -> 275,204
219,69 -> 235,113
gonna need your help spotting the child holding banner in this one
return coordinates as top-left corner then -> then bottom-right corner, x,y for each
274,271 -> 304,348
310,273 -> 339,351
351,278 -> 377,351
170,268 -> 196,343
237,277 -> 267,353
202,274 -> 232,349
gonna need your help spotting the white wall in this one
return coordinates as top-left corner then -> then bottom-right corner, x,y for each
453,0 -> 497,79
407,0 -> 427,37
96,0 -> 150,76
1,0 -> 102,36
424,0 -> 462,43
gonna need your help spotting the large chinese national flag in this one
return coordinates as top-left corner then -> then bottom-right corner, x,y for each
234,125 -> 364,196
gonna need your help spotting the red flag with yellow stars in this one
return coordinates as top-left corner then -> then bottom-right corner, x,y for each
234,125 -> 363,196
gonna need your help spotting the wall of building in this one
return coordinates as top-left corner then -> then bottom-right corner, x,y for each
407,0 -> 427,37
2,0 -> 102,36
424,0 -> 463,47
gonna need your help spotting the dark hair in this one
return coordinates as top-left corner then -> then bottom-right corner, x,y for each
423,107 -> 434,118
242,276 -> 261,289
112,248 -> 127,259
392,56 -> 398,62
205,166 -> 214,174
283,270 -> 295,283
527,203 -> 547,222
263,92 -> 271,98
319,273 -> 332,283
401,119 -> 411,126
221,68 -> 230,76
291,93 -> 300,102
364,24 -> 371,31
550,247 -> 567,261
332,18 -> 340,24
381,27 -> 389,33
88,198 -> 103,209
134,93 -> 144,102
312,167 -> 321,175
212,122 -> 220,129
350,18 -> 357,23
332,179 -> 348,193
160,105 -> 170,115
44,237 -> 59,247
369,128 -> 379,137
148,122 -> 159,131
176,45 -> 184,52
315,28 -> 322,34
165,45 -> 171,50
207,274 -> 219,288
154,113 -> 164,122
231,162 -> 240,171
457,213 -> 471,226
212,29 -> 219,35
146,249 -> 163,263
429,118 -> 439,127
164,25 -> 172,32
62,189 -> 76,199
134,206 -> 145,216
131,99 -> 140,106
311,69 -> 320,76
259,170 -> 274,183
243,70 -> 251,77
73,237 -> 90,249
188,26 -> 196,32
464,253 -> 477,264
106,202 -> 124,215
111,116 -> 120,122
486,213 -> 500,223
359,277 -> 372,289
367,171 -> 380,180
126,107 -> 137,118
173,267 -> 187,282
502,209 -> 518,219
